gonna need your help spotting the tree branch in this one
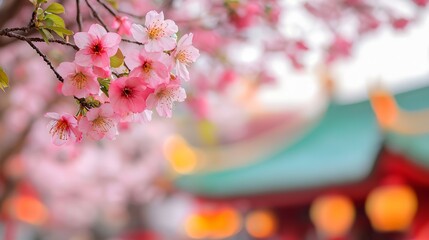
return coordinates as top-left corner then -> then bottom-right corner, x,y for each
0,30 -> 78,50
25,40 -> 64,82
84,0 -> 109,30
76,0 -> 83,32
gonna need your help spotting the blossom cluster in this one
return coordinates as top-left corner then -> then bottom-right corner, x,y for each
46,11 -> 199,145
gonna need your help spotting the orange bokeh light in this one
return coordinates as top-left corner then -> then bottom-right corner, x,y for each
310,194 -> 355,238
245,210 -> 278,239
185,207 -> 241,239
163,135 -> 197,174
366,184 -> 418,232
9,195 -> 48,225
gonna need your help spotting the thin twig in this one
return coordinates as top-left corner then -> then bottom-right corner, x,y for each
117,9 -> 144,19
76,0 -> 83,32
25,40 -> 64,82
0,31 -> 78,50
0,31 -> 79,51
96,0 -> 116,17
84,0 -> 109,31
122,38 -> 143,45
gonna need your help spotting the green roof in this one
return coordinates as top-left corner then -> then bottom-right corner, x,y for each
176,86 -> 429,198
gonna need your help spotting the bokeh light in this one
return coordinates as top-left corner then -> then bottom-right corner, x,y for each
245,209 -> 278,238
365,184 -> 418,232
310,194 -> 355,238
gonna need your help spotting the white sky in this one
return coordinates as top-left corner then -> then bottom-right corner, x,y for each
257,6 -> 429,109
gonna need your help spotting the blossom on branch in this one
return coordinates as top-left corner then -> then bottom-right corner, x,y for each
109,76 -> 151,116
57,62 -> 99,98
45,113 -> 82,146
131,11 -> 178,52
146,82 -> 186,118
78,104 -> 118,140
74,24 -> 121,68
172,33 -> 199,82
127,48 -> 171,87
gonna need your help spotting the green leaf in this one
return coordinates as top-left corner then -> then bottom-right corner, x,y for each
0,67 -> 9,92
44,13 -> 65,27
39,28 -> 54,43
98,78 -> 110,97
44,26 -> 73,38
110,49 -> 124,68
45,3 -> 64,14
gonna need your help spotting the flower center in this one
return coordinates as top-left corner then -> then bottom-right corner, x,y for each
176,50 -> 189,63
148,26 -> 164,40
72,72 -> 87,89
50,119 -> 69,140
142,62 -> 152,73
92,42 -> 103,54
122,87 -> 133,98
92,116 -> 112,133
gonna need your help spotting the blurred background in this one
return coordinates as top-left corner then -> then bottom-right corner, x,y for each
1,0 -> 429,239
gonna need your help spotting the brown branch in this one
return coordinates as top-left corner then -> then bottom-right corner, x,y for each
122,39 -> 143,45
84,0 -> 109,30
117,9 -> 144,19
0,30 -> 78,50
25,40 -> 64,82
96,0 -> 116,17
76,0 -> 83,32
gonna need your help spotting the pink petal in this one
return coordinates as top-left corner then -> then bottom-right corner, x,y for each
164,19 -> 179,35
89,24 -> 107,38
176,62 -> 190,81
91,52 -> 110,68
75,50 -> 93,67
159,37 -> 177,51
131,24 -> 148,44
57,62 -> 76,78
45,112 -> 60,120
102,32 -> 121,50
74,32 -> 91,49
145,11 -> 162,26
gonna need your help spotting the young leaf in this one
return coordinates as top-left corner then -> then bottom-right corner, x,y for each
39,28 -> 54,43
45,13 -> 65,27
45,3 -> 65,14
98,78 -> 110,97
45,26 -> 73,36
0,67 -> 9,92
110,49 -> 124,68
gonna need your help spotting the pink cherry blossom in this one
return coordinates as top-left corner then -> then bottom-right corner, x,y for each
45,113 -> 82,146
109,76 -> 151,115
57,62 -> 99,98
127,48 -> 170,87
146,83 -> 186,118
74,24 -> 121,68
112,16 -> 132,36
78,104 -> 118,140
131,11 -> 178,52
172,33 -> 199,82
93,65 -> 111,78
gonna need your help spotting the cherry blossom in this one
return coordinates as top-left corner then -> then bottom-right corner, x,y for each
172,33 -> 200,82
79,104 -> 118,140
131,11 -> 178,52
127,48 -> 170,87
45,113 -> 82,146
57,62 -> 99,98
146,83 -> 186,118
109,76 -> 151,116
74,24 -> 121,68
112,16 -> 132,36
